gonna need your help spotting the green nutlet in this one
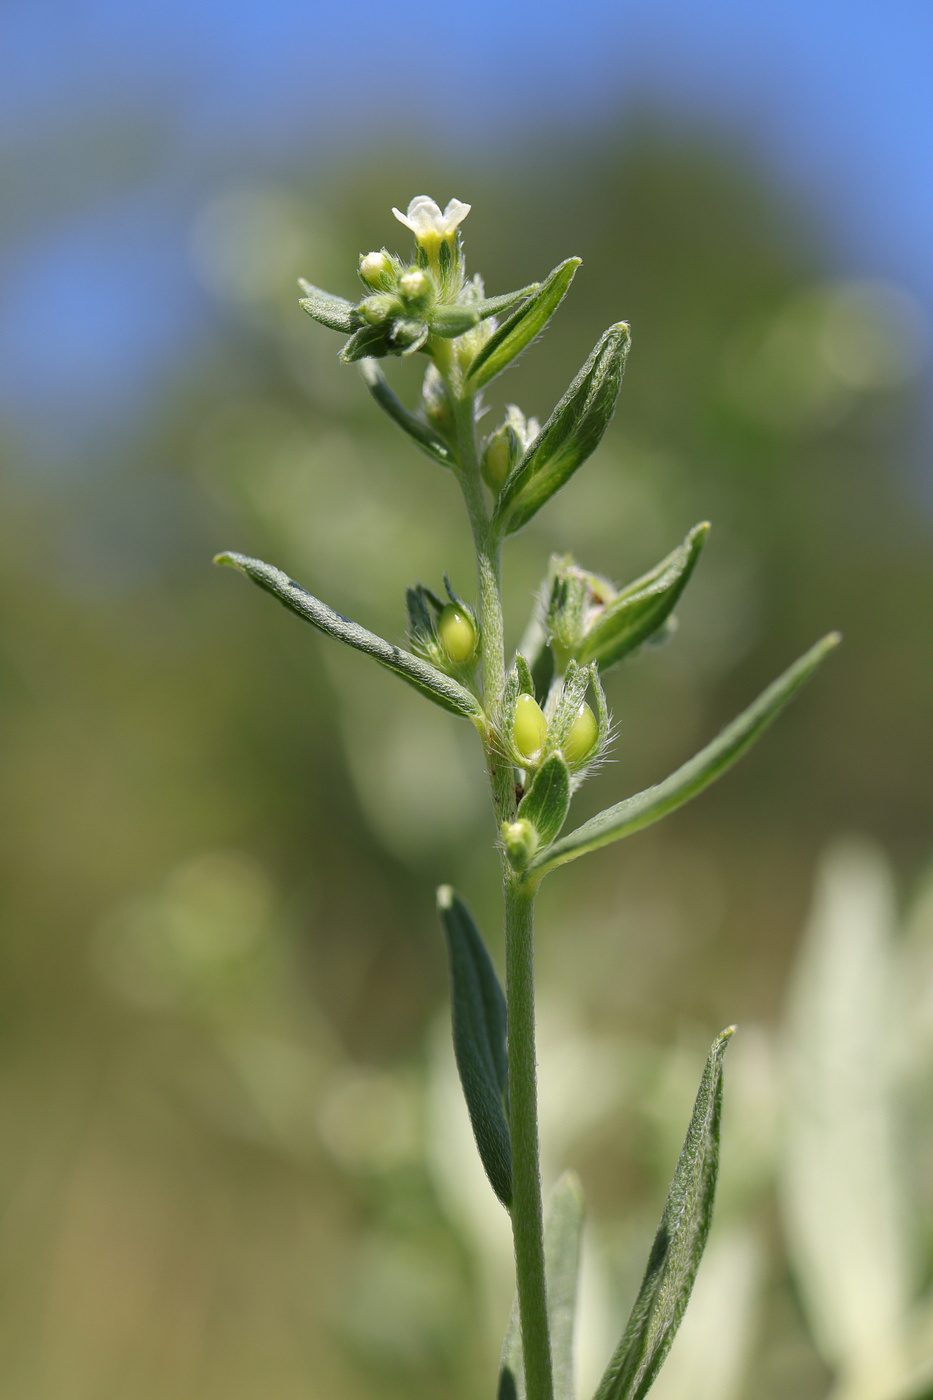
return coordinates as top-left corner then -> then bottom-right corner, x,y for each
438,605 -> 477,664
563,702 -> 599,764
513,693 -> 548,760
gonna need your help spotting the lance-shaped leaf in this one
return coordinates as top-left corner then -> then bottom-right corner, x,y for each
517,754 -> 571,847
215,553 -> 484,723
359,359 -> 454,468
339,322 -> 392,363
473,283 -> 541,321
298,279 -> 360,334
577,523 -> 710,670
466,258 -> 582,390
529,633 -> 839,878
494,323 -> 630,536
592,1028 -> 734,1400
499,1171 -> 586,1400
437,886 -> 512,1208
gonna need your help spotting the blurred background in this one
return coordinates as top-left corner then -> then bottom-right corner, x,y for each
3,3 -> 933,1398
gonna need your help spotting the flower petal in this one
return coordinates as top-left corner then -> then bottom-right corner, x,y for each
441,198 -> 471,234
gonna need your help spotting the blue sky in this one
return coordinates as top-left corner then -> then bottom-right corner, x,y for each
3,0 -> 932,458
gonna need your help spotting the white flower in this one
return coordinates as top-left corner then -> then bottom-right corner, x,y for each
392,196 -> 471,241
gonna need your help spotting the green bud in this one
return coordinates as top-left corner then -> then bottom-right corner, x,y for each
361,293 -> 400,326
438,604 -> 477,664
502,819 -> 537,870
399,268 -> 431,304
563,702 -> 599,765
359,250 -> 395,289
513,693 -> 548,761
390,318 -> 429,353
482,432 -> 515,492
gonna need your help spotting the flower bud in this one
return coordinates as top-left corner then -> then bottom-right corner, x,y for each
502,819 -> 536,870
512,693 -> 548,761
361,293 -> 400,326
422,363 -> 453,433
437,604 -> 477,664
359,250 -> 395,289
399,268 -> 431,304
563,702 -> 599,765
482,432 -> 514,492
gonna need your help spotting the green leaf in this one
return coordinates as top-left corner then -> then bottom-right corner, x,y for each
593,1028 -> 734,1400
518,754 -> 572,848
466,258 -> 582,390
494,322 -> 630,536
339,323 -> 391,363
215,552 -> 484,723
577,523 -> 710,670
529,633 -> 839,878
498,1171 -> 586,1400
298,279 -> 359,334
437,886 -> 512,1209
474,283 -> 541,321
358,360 -> 454,468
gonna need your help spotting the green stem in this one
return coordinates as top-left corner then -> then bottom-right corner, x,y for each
447,380 -> 552,1400
505,877 -> 553,1400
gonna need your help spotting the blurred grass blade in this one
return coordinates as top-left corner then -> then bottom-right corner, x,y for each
466,258 -> 581,390
780,841 -> 910,1386
546,1171 -> 586,1400
494,323 -> 630,536
593,1029 -> 734,1400
359,359 -> 454,468
498,1171 -> 586,1400
578,523 -> 710,670
437,886 -> 512,1209
298,279 -> 359,334
518,754 -> 572,847
215,553 -> 484,722
529,634 -> 839,878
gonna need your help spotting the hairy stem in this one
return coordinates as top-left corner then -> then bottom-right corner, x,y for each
505,877 -> 553,1400
449,385 -> 552,1400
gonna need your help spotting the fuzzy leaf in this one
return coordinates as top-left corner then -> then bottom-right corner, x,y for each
518,754 -> 572,848
467,258 -> 582,390
298,279 -> 359,334
474,283 -> 541,321
339,323 -> 390,362
359,359 -> 454,468
529,634 -> 839,878
438,886 -> 512,1208
592,1029 -> 734,1400
215,553 -> 483,722
494,323 -> 630,536
578,523 -> 710,670
499,1172 -> 586,1400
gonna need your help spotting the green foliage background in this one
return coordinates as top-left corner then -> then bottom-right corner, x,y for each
2,126 -> 932,1398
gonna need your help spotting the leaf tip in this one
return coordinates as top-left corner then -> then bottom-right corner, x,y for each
436,884 -> 455,912
213,551 -> 241,569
